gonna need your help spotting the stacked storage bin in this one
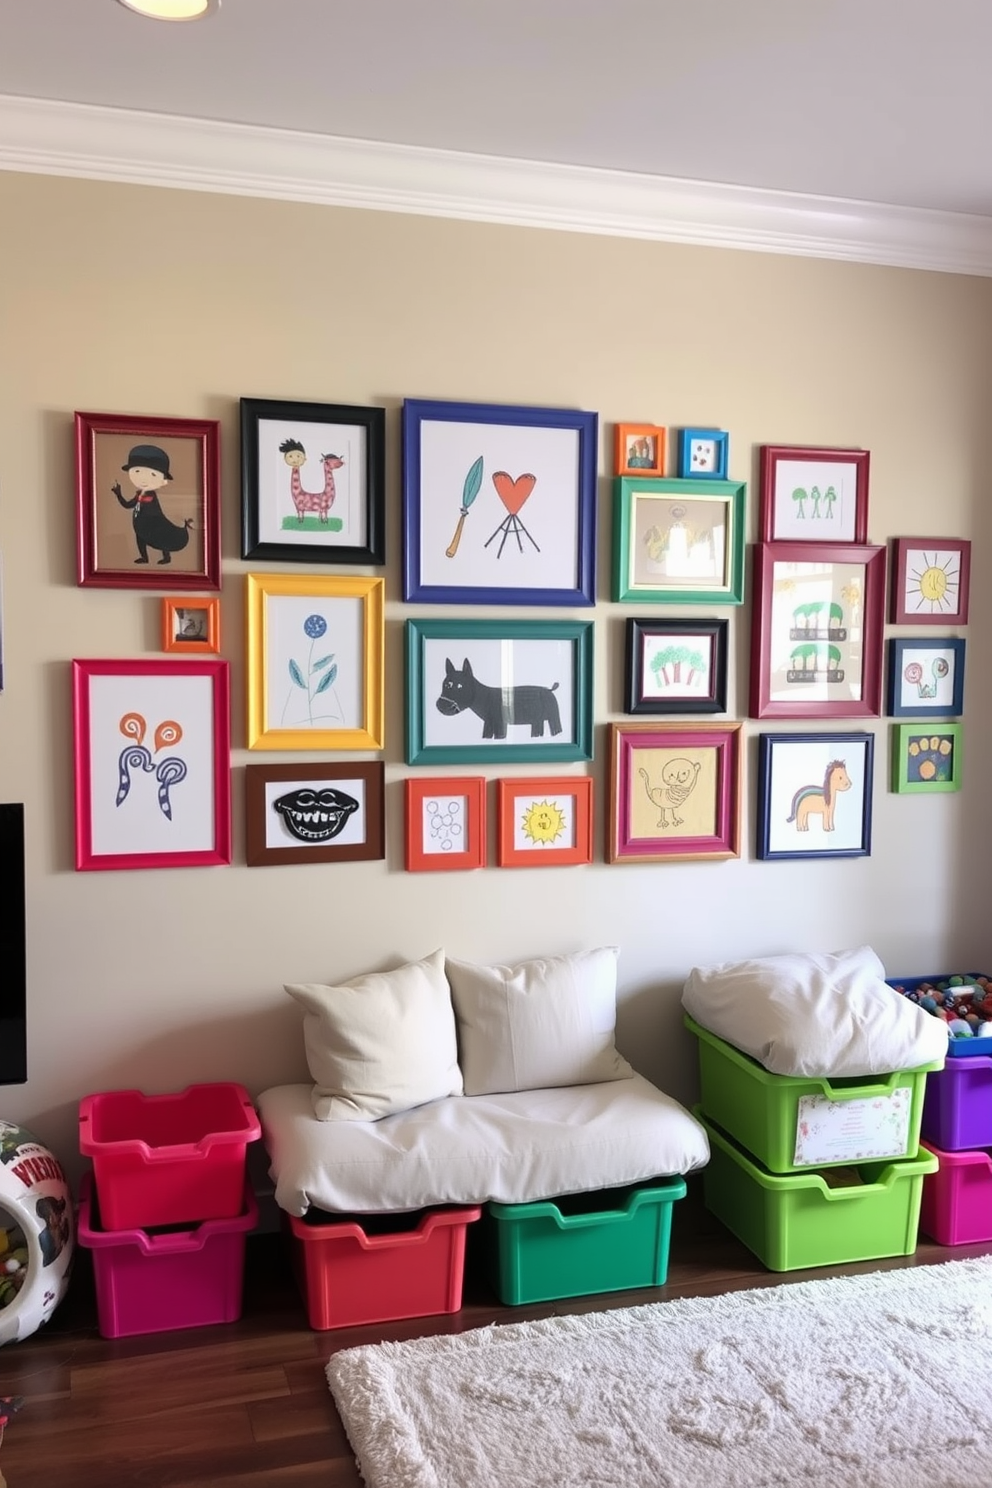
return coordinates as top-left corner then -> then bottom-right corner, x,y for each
685,1015 -> 940,1271
76,1083 -> 261,1338
915,1010 -> 992,1246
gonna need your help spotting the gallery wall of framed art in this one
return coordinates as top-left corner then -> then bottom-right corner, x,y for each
67,390 -> 971,880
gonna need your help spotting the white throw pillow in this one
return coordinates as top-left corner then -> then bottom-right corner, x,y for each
446,946 -> 634,1095
285,948 -> 463,1121
682,945 -> 948,1078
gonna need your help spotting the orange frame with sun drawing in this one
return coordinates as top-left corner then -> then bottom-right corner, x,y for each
496,776 -> 593,867
890,537 -> 971,625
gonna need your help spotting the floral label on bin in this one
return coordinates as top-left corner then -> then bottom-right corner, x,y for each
793,1087 -> 911,1166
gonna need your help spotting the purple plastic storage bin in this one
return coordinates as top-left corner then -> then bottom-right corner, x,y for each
919,1141 -> 992,1246
921,1056 -> 992,1151
77,1171 -> 257,1338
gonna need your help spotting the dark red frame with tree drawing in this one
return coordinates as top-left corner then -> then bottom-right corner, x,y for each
749,542 -> 886,719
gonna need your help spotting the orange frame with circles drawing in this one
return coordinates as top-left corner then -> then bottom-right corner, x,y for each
404,776 -> 487,872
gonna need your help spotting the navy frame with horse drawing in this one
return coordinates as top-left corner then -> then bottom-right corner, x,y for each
756,731 -> 874,861
405,618 -> 594,764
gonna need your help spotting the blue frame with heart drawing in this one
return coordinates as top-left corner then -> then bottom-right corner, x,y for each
677,427 -> 729,479
886,636 -> 965,718
401,398 -> 598,605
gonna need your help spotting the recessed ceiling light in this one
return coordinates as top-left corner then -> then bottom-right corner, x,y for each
117,0 -> 220,19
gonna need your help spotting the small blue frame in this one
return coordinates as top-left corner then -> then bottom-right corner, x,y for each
677,427 -> 729,480
886,636 -> 966,718
402,398 -> 598,606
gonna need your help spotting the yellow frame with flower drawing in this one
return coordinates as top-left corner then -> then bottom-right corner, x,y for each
246,573 -> 384,750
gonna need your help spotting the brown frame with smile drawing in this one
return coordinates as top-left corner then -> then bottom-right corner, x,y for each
245,761 -> 384,867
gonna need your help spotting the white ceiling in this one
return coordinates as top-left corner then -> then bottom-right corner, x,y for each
3,0 -> 992,272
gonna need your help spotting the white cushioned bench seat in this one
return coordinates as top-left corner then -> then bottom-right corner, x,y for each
258,1074 -> 710,1217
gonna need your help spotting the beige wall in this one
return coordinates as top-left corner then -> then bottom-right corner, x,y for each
2,170 -> 991,1181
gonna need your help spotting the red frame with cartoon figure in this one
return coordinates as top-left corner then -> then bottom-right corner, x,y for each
75,411 -> 221,591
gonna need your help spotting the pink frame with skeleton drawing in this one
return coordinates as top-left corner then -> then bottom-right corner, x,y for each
607,721 -> 741,863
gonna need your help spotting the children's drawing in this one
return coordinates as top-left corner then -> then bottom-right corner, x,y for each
278,439 -> 344,531
639,758 -> 701,827
115,711 -> 187,820
112,443 -> 193,566
905,733 -> 955,783
282,614 -> 343,728
904,656 -> 949,700
520,797 -> 567,846
435,657 -> 562,739
789,484 -> 838,522
424,796 -> 466,853
902,549 -> 962,616
786,760 -> 852,832
445,456 -> 484,557
648,641 -> 709,695
272,786 -> 358,843
485,471 -> 539,558
626,435 -> 656,468
786,599 -> 847,683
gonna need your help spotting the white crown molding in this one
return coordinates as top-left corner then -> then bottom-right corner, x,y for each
3,93 -> 992,276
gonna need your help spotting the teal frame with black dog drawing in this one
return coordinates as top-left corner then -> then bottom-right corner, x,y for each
405,618 -> 593,765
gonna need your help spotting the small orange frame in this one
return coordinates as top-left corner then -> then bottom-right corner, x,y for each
614,423 -> 666,477
161,596 -> 220,654
497,775 -> 593,867
404,776 -> 487,871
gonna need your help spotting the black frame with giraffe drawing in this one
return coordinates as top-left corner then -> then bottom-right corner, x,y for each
606,721 -> 742,864
756,731 -> 874,860
240,397 -> 385,566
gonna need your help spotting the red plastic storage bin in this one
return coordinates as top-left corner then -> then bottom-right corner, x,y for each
79,1083 -> 261,1230
919,1140 -> 992,1246
287,1205 -> 481,1331
77,1171 -> 258,1338
921,1057 -> 992,1152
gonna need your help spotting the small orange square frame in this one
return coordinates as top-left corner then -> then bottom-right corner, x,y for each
497,775 -> 593,867
615,423 -> 666,477
161,596 -> 221,654
405,776 -> 487,871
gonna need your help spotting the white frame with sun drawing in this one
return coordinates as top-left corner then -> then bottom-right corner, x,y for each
890,537 -> 970,625
496,775 -> 593,867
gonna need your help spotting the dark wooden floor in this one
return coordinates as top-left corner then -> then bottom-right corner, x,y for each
1,1180 -> 990,1488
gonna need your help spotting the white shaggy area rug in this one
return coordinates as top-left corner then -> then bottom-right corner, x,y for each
326,1257 -> 992,1488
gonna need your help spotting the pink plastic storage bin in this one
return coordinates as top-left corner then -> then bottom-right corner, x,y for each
288,1205 -> 481,1331
921,1056 -> 992,1152
78,1082 -> 261,1230
919,1140 -> 992,1246
77,1171 -> 258,1338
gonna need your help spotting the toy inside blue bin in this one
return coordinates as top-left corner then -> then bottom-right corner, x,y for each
887,974 -> 992,1057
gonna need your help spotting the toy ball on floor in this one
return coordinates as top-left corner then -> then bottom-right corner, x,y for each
0,1122 -> 74,1346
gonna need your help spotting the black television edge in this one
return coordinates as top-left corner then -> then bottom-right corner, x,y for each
0,803 -> 27,1084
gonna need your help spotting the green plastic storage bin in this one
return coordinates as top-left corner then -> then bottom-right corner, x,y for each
695,1108 -> 938,1272
486,1178 -> 686,1305
685,1015 -> 940,1173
